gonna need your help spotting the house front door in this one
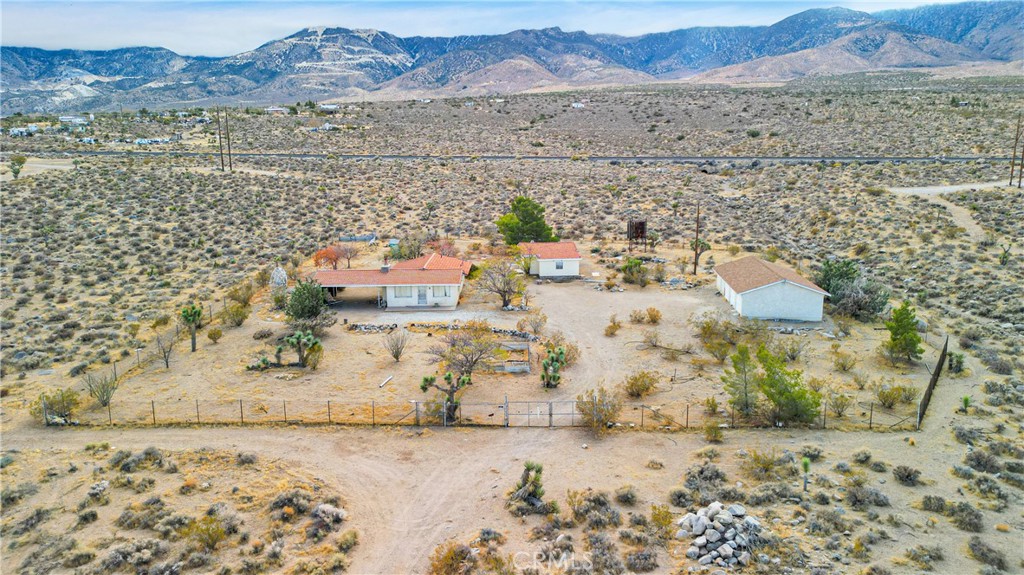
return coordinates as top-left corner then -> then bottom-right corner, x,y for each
417,287 -> 427,305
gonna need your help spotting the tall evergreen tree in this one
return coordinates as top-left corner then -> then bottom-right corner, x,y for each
496,196 -> 557,245
883,301 -> 924,362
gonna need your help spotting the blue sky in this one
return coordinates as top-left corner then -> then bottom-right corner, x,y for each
2,0 -> 966,56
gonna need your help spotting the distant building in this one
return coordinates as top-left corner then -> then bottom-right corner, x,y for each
318,104 -> 340,113
519,241 -> 582,278
714,256 -> 828,322
264,106 -> 288,115
571,102 -> 585,109
59,115 -> 89,125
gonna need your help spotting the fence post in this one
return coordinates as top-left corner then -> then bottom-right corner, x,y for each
549,402 -> 553,428
195,399 -> 200,424
685,404 -> 689,429
443,401 -> 448,427
136,348 -> 141,367
239,399 -> 244,424
151,400 -> 156,425
370,401 -> 373,426
527,403 -> 531,427
108,402 -> 113,425
503,396 -> 509,427
641,405 -> 645,428
112,361 -> 117,380
868,402 -> 873,430
916,402 -> 921,431
42,398 -> 49,426
415,401 -> 420,426
822,408 -> 826,430
283,400 -> 287,424
328,400 -> 332,424
731,407 -> 735,427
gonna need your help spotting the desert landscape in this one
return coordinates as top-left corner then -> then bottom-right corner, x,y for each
2,1 -> 1023,574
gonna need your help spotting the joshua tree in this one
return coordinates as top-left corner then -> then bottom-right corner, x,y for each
540,346 -> 566,388
181,303 -> 203,352
420,371 -> 470,422
999,244 -> 1012,266
506,461 -> 552,515
285,330 -> 320,367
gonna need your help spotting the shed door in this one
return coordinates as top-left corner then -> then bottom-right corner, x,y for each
417,287 -> 427,305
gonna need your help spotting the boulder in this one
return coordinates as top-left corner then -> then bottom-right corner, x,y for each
724,501 -> 749,515
706,529 -> 722,543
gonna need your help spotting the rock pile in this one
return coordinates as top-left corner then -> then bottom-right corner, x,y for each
676,502 -> 766,569
346,323 -> 399,333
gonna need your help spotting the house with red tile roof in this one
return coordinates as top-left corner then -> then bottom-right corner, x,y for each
391,253 -> 473,276
518,241 -> 581,278
713,256 -> 829,322
312,265 -> 464,309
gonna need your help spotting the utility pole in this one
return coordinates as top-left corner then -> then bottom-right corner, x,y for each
1018,124 -> 1024,189
692,200 -> 701,275
215,106 -> 225,169
1010,114 -> 1021,186
224,107 -> 233,172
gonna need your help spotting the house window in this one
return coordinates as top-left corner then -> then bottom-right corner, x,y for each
555,261 -> 564,270
394,286 -> 413,297
432,286 -> 451,298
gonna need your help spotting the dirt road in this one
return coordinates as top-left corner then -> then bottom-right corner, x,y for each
889,180 -> 1006,240
2,405 -> 1008,575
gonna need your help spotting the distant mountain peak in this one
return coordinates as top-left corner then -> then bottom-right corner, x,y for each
1,0 -> 1017,113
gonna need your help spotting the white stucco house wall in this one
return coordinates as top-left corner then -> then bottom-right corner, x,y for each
313,267 -> 463,309
714,256 -> 829,322
519,241 -> 582,278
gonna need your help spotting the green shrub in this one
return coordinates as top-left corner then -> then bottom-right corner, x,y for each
576,387 -> 621,434
222,303 -> 250,327
29,388 -> 81,421
623,370 -> 658,398
967,536 -> 1006,570
892,465 -> 921,486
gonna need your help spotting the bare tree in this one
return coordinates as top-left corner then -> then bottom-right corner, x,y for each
335,243 -> 362,269
155,335 -> 174,368
84,372 -> 119,407
517,311 -> 547,335
382,329 -> 410,362
477,259 -> 525,308
426,321 -> 500,379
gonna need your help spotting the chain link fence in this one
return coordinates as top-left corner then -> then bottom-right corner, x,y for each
44,394 -> 917,432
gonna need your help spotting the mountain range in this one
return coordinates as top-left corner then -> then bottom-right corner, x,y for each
2,2 -> 1021,113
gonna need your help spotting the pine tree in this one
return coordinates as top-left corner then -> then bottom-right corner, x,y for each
883,301 -> 924,362
722,344 -> 759,416
756,346 -> 819,424
496,196 -> 557,245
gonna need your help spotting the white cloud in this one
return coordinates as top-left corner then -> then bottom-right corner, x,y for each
1,0 -> 967,56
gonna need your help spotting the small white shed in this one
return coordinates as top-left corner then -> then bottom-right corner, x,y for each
714,256 -> 828,322
519,241 -> 582,278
